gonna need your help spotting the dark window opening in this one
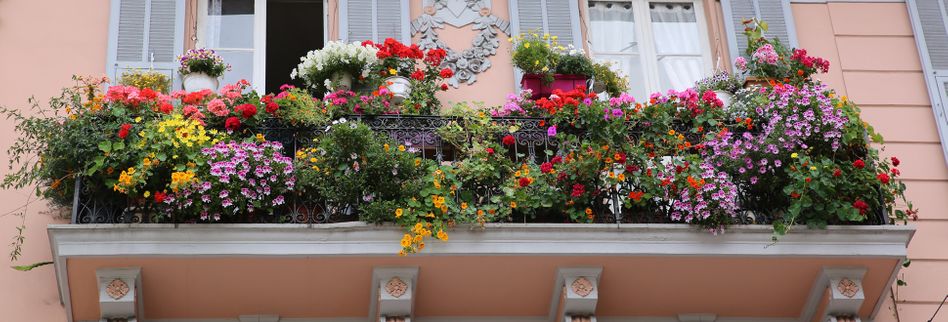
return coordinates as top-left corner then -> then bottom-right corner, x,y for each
266,0 -> 324,94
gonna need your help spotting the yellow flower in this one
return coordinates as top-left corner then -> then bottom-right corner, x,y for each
461,202 -> 468,210
389,68 -> 397,75
437,230 -> 449,241
524,42 -> 531,49
143,191 -> 150,198
398,145 -> 406,152
400,234 -> 412,247
255,133 -> 265,142
507,37 -> 513,42
510,201 -> 517,209
617,173 -> 625,181
427,212 -> 436,218
791,153 -> 799,159
415,158 -> 422,167
585,208 -> 593,215
384,143 -> 390,151
514,170 -> 522,177
398,250 -> 407,256
413,234 -> 424,243
395,208 -> 404,218
310,157 -> 317,163
134,116 -> 142,123
668,130 -> 676,136
810,166 -> 817,171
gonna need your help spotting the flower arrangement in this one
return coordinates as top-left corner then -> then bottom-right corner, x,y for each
264,84 -> 326,126
119,69 -> 172,93
177,48 -> 230,78
164,141 -> 295,222
591,61 -> 630,97
362,38 -> 453,113
291,41 -> 379,93
736,18 -> 829,84
510,32 -> 595,83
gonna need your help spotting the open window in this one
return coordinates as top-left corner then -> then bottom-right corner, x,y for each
587,0 -> 713,99
195,0 -> 327,94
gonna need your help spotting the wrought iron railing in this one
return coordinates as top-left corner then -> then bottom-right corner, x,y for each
71,115 -> 890,226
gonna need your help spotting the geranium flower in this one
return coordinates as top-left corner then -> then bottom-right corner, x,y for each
411,69 -> 425,81
853,159 -> 865,169
547,125 -> 557,137
891,157 -> 900,167
225,116 -> 241,131
540,162 -> 553,174
853,199 -> 869,215
440,83 -> 449,91
571,183 -> 585,197
236,103 -> 257,119
518,177 -> 531,187
502,135 -> 516,146
439,68 -> 454,79
485,147 -> 495,155
118,123 -> 132,139
153,191 -> 167,203
628,191 -> 644,202
877,172 -> 890,184
207,98 -> 229,117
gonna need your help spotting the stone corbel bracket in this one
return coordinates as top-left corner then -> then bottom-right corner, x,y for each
96,267 -> 143,322
372,267 -> 419,322
557,267 -> 603,322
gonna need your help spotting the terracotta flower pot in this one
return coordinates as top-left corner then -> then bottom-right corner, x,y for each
521,74 -> 589,99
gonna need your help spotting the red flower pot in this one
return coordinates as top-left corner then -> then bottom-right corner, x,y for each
520,74 -> 589,99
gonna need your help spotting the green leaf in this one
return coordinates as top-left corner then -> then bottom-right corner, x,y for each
98,141 -> 112,153
11,261 -> 53,271
113,141 -> 126,151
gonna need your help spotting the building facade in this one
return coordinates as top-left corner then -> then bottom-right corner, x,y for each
0,0 -> 946,321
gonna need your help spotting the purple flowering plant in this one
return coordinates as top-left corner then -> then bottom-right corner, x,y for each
177,48 -> 231,78
165,140 -> 295,221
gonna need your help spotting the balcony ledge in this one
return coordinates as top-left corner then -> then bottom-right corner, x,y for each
48,222 -> 914,258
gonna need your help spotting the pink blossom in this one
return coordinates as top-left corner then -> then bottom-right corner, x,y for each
752,44 -> 779,65
207,98 -> 230,117
734,56 -> 747,70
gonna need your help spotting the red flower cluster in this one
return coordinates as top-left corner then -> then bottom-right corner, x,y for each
877,172 -> 890,184
411,70 -> 425,81
518,177 -> 532,187
260,94 -> 279,114
369,38 -> 423,60
540,162 -> 553,174
235,103 -> 257,119
159,102 -> 174,114
153,191 -> 167,204
182,89 -> 213,105
439,68 -> 454,79
700,90 -> 723,108
225,116 -> 241,131
117,123 -> 132,139
852,159 -> 865,169
891,157 -> 900,167
485,147 -> 495,156
571,183 -> 586,197
535,87 -> 597,115
852,199 -> 869,216
424,48 -> 447,66
791,49 -> 830,73
502,135 -> 516,146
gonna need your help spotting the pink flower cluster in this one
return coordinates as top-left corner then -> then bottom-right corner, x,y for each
791,49 -> 830,73
752,44 -> 779,65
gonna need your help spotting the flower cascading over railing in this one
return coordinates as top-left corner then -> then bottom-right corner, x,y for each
0,20 -> 915,255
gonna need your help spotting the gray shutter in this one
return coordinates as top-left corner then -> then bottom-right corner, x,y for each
909,0 -> 948,165
510,0 -> 583,49
721,0 -> 798,65
106,0 -> 185,89
340,0 -> 410,43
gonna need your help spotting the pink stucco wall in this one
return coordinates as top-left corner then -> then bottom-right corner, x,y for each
791,3 -> 948,321
0,0 -> 111,320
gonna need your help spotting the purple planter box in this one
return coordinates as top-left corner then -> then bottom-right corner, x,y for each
520,74 -> 589,99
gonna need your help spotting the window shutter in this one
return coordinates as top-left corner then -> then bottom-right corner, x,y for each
510,0 -> 583,49
339,0 -> 410,43
720,0 -> 798,65
106,0 -> 186,89
908,0 -> 948,164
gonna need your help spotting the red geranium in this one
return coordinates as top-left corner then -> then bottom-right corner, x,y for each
425,48 -> 447,65
485,147 -> 495,156
159,102 -> 174,114
877,172 -> 890,184
236,103 -> 257,119
551,156 -> 563,164
225,116 -> 241,131
891,168 -> 900,176
853,159 -> 865,169
440,83 -> 449,91
117,123 -> 132,139
540,162 -> 553,174
411,69 -> 425,81
891,157 -> 900,167
571,183 -> 586,197
183,90 -> 211,105
518,177 -> 532,187
439,68 -> 454,78
153,191 -> 167,204
629,191 -> 644,202
853,199 -> 869,215
502,135 -> 516,146
833,168 -> 842,177
140,88 -> 157,100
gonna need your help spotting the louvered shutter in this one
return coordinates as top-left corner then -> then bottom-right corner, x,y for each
909,0 -> 948,164
510,0 -> 583,49
720,0 -> 798,65
339,0 -> 410,43
106,0 -> 186,89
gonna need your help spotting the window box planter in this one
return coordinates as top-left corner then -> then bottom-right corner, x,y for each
520,74 -> 589,99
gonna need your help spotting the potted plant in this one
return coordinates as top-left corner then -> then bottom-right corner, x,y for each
736,18 -> 830,88
590,61 -> 629,98
291,41 -> 379,94
119,69 -> 172,93
512,33 -> 594,99
696,71 -> 742,107
177,48 -> 230,92
364,38 -> 425,104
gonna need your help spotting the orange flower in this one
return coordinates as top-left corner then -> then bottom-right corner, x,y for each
629,191 -> 644,202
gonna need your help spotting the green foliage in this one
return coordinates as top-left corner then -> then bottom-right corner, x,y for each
119,70 -> 171,93
591,61 -> 630,97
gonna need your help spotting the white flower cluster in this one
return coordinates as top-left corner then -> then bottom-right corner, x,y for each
290,41 -> 379,81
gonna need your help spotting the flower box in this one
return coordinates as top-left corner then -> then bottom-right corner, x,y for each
520,74 -> 589,99
743,76 -> 774,89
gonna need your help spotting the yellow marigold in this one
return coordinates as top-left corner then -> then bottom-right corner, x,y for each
398,145 -> 406,152
395,208 -> 404,218
415,158 -> 421,167
413,234 -> 424,243
384,143 -> 390,151
400,234 -> 412,247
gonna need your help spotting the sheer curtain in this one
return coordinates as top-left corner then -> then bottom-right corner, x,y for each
205,0 -> 255,85
649,3 -> 703,91
589,1 -> 644,99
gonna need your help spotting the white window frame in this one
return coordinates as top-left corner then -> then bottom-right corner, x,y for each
586,0 -> 714,95
195,0 -> 329,93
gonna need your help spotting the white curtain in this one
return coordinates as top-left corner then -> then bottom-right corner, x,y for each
649,3 -> 703,91
205,0 -> 255,85
589,1 -> 645,98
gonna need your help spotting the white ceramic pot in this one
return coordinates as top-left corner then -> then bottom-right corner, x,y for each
182,72 -> 220,92
714,90 -> 733,108
384,76 -> 412,104
330,71 -> 353,91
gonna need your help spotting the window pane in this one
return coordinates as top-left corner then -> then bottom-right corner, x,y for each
594,55 -> 646,100
649,3 -> 700,55
207,0 -> 254,48
657,56 -> 703,91
589,1 -> 637,53
217,50 -> 253,86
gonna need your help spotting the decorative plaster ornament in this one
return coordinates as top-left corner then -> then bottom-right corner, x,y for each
836,278 -> 859,298
412,0 -> 510,87
570,277 -> 595,297
105,278 -> 130,300
385,277 -> 408,298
